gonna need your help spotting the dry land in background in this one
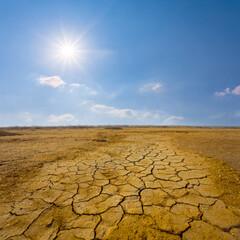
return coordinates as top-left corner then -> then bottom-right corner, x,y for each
0,127 -> 239,239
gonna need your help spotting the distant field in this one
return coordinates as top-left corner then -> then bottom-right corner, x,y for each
0,126 -> 239,192
0,127 -> 239,180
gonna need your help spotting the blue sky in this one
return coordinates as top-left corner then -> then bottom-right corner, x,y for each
0,0 -> 240,126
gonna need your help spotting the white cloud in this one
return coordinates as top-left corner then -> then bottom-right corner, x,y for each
215,88 -> 230,97
91,104 -> 137,118
163,116 -> 184,124
91,105 -> 112,113
70,83 -> 82,88
109,108 -> 137,118
70,83 -> 97,95
215,85 -> 240,96
48,114 -> 75,123
90,104 -> 168,122
38,76 -> 66,88
139,82 -> 162,92
232,85 -> 240,95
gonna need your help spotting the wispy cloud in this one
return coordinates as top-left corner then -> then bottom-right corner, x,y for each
48,114 -> 75,123
0,112 -> 35,127
38,76 -> 66,88
22,112 -> 32,124
141,111 -> 151,118
70,83 -> 82,88
90,104 -> 167,123
215,88 -> 230,96
215,85 -> 240,96
209,111 -> 240,120
153,113 -> 160,119
209,113 -> 227,120
78,100 -> 91,106
235,111 -> 240,118
91,104 -> 137,118
70,83 -> 97,95
139,82 -> 162,92
163,116 -> 184,124
106,92 -> 117,100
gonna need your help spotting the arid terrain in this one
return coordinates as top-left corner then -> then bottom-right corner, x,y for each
0,127 -> 240,240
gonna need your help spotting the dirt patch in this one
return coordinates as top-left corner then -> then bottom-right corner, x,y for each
0,127 -> 239,239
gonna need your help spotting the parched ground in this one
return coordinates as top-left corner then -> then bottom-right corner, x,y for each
0,127 -> 240,240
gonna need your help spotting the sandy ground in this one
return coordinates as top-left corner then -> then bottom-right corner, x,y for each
0,127 -> 239,239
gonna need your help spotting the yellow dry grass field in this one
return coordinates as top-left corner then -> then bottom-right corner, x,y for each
0,127 -> 240,240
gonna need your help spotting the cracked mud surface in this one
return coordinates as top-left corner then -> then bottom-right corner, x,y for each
0,128 -> 240,239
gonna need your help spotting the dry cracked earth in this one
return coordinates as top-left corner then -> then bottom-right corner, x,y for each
0,130 -> 240,240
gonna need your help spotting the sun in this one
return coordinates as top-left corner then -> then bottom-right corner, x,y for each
52,37 -> 82,67
60,44 -> 76,59
50,34 -> 89,72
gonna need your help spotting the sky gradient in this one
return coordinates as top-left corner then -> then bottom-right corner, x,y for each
0,0 -> 240,126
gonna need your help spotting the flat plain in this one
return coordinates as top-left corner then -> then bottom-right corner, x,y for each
0,127 -> 240,240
